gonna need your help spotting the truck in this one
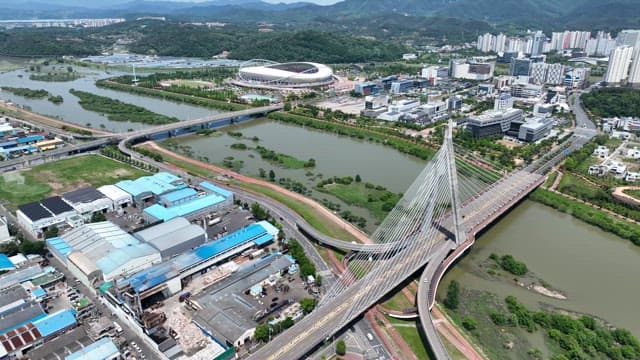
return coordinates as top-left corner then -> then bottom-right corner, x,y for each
249,249 -> 265,259
208,217 -> 222,227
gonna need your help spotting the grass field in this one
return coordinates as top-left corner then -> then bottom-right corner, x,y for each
384,316 -> 434,360
317,182 -> 400,222
0,155 -> 148,208
381,290 -> 415,312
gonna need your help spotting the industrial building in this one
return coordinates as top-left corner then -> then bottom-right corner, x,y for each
466,108 -> 524,138
65,337 -> 120,360
113,221 -> 278,316
17,196 -> 80,238
133,217 -> 207,260
115,172 -> 186,205
97,184 -> 133,210
191,254 -> 295,348
143,182 -> 234,222
47,221 -> 161,285
0,217 -> 10,243
62,187 -> 111,220
450,59 -> 494,81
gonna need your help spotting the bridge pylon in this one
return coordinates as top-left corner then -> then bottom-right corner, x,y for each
444,119 -> 464,246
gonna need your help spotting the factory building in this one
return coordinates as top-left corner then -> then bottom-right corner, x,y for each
46,222 -> 161,286
115,172 -> 186,205
114,222 -> 277,316
65,337 -> 120,360
97,184 -> 133,210
143,182 -> 234,223
16,196 -> 80,238
133,217 -> 207,260
62,187 -> 112,221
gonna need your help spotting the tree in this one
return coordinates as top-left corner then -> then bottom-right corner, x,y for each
91,212 -> 106,223
335,339 -> 346,356
258,168 -> 266,178
20,240 -> 45,255
283,102 -> 292,112
254,324 -> 270,343
250,203 -> 268,220
281,317 -> 294,329
268,169 -> 276,181
44,226 -> 59,239
461,316 -> 477,331
443,280 -> 460,310
355,174 -> 362,183
300,298 -> 316,314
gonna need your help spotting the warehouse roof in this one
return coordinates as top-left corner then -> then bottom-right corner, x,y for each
65,337 -> 119,360
134,217 -> 204,253
0,254 -> 14,271
0,302 -> 46,334
199,181 -> 233,198
0,140 -> 16,148
144,193 -> 225,222
17,135 -> 44,144
0,285 -> 28,313
0,145 -> 37,154
46,237 -> 73,259
0,265 -> 43,291
119,223 -> 273,293
63,187 -> 106,204
41,196 -> 74,215
116,172 -> 185,198
59,222 -> 159,276
33,309 -> 76,337
160,187 -> 197,204
97,185 -> 131,201
17,202 -> 51,222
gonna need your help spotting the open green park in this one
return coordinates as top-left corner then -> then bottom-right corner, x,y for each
0,155 -> 148,208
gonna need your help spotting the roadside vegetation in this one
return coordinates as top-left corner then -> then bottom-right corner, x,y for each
69,89 -> 178,124
0,155 -> 147,208
530,188 -> 640,245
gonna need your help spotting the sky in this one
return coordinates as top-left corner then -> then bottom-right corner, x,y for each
39,0 -> 342,5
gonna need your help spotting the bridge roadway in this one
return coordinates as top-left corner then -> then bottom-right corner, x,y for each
248,170 -> 545,360
417,170 -> 545,359
0,105 -> 281,171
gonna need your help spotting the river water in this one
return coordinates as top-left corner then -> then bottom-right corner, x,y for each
174,118 -> 640,335
440,200 -> 640,336
0,67 -> 220,132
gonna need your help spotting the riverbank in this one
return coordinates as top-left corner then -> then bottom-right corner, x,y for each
0,101 -> 112,135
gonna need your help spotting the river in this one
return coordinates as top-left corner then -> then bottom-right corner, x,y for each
163,118 -> 427,231
440,200 -> 640,337
0,66 -> 220,132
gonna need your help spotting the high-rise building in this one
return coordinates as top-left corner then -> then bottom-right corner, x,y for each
628,48 -> 640,86
546,63 -> 566,85
495,33 -> 507,53
494,93 -> 514,111
616,29 -> 640,48
604,46 -> 634,84
510,58 -> 532,77
531,31 -> 546,56
530,63 -> 548,85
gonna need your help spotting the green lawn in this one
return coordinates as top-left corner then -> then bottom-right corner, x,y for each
543,171 -> 558,188
381,290 -> 415,312
623,189 -> 640,200
384,316 -> 433,360
317,182 -> 400,222
0,155 -> 148,208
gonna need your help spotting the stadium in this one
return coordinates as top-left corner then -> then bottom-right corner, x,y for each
233,59 -> 335,89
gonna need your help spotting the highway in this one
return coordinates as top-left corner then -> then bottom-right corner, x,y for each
248,168 -> 545,360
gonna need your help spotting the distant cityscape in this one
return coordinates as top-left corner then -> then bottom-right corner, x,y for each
0,18 -> 125,29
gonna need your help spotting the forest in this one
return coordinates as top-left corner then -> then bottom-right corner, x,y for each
581,88 -> 640,118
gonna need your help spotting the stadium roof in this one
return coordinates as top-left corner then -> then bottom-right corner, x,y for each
160,187 -> 197,204
134,217 -> 204,252
33,309 -> 76,337
65,337 -> 119,360
144,193 -> 225,222
199,181 -> 233,198
0,254 -> 14,271
63,187 -> 106,204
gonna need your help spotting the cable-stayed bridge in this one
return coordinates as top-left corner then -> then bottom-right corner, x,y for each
248,122 -> 549,360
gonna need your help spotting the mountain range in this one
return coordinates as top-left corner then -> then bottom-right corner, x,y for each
2,0 -> 640,32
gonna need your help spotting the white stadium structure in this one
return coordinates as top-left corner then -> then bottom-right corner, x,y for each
233,60 -> 335,89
